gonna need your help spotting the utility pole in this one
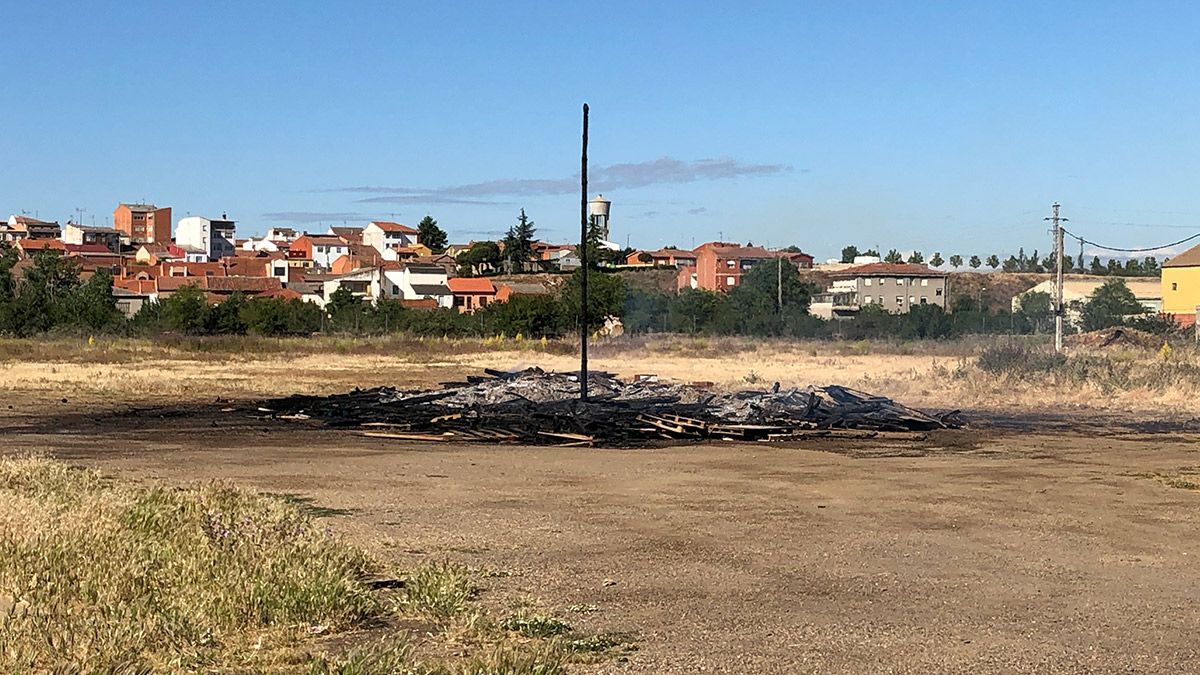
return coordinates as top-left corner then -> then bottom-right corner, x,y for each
777,256 -> 783,311
579,103 -> 589,401
1045,203 -> 1068,354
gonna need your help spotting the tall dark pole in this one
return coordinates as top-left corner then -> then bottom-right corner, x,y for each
580,103 -> 589,400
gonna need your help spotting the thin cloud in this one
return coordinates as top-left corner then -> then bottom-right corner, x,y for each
262,211 -> 363,223
322,157 -> 790,202
688,207 -> 708,215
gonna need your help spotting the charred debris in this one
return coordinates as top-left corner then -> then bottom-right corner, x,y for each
256,368 -> 963,448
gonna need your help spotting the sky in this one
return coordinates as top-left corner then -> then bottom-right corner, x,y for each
3,1 -> 1199,260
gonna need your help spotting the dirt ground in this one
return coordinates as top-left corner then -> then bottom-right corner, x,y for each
6,397 -> 1200,673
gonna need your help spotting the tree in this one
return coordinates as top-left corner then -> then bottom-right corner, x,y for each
636,252 -> 654,264
502,209 -> 537,273
1016,290 -> 1052,333
208,292 -> 248,334
948,254 -> 963,269
723,260 -> 817,336
456,241 -> 501,276
8,250 -> 82,334
1090,256 -> 1105,275
929,252 -> 944,267
416,215 -> 448,254
884,249 -> 903,264
986,254 -> 1000,270
1081,278 -> 1147,331
840,245 -> 860,263
325,286 -> 364,332
241,298 -> 323,336
559,269 -> 627,334
67,268 -> 122,331
969,255 -> 982,269
159,285 -> 210,334
907,251 -> 925,265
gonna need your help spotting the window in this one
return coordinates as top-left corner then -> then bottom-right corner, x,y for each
896,296 -> 903,304
936,288 -> 943,297
864,295 -> 872,303
920,298 -> 928,305
909,295 -> 915,303
865,278 -> 872,286
726,260 -> 736,269
921,279 -> 929,287
726,276 -> 735,286
1172,282 -> 1178,291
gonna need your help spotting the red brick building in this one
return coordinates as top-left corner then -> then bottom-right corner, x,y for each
114,203 -> 172,244
679,242 -> 814,293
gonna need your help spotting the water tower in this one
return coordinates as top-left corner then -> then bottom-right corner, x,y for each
588,194 -> 612,242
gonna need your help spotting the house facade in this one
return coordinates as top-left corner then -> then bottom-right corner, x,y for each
363,221 -> 419,254
447,277 -> 496,313
682,242 -> 814,293
7,215 -> 61,239
291,235 -> 349,269
1162,243 -> 1200,325
176,215 -> 236,261
826,263 -> 948,314
113,203 -> 172,244
62,223 -> 123,253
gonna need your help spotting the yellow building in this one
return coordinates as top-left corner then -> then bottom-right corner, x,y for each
1161,243 -> 1200,325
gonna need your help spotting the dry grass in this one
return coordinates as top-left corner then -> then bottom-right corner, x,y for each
0,456 -> 630,673
3,334 -> 1199,417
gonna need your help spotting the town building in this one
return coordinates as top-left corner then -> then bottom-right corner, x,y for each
176,215 -> 236,261
1013,277 -> 1161,328
291,234 -> 350,269
625,248 -> 698,268
113,203 -> 172,244
1161,244 -> 1200,325
7,215 -> 61,239
818,263 -> 949,316
678,242 -> 814,292
447,277 -> 497,313
363,221 -> 419,255
62,223 -> 123,253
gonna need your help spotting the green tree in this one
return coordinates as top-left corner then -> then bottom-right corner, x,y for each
482,294 -> 564,337
1081,278 -> 1146,331
883,249 -> 903,264
948,254 -> 963,269
159,285 -> 210,334
207,292 -> 248,334
502,209 -> 537,273
722,260 -> 817,336
986,254 -> 1000,269
241,298 -> 322,336
1090,256 -> 1105,275
929,252 -> 944,267
416,215 -> 448,254
558,269 -> 627,334
862,248 -> 880,257
325,286 -> 364,332
456,241 -> 501,276
1017,290 -> 1052,333
907,251 -> 925,265
66,268 -> 123,331
969,255 -> 982,269
8,251 -> 83,335
840,245 -> 860,263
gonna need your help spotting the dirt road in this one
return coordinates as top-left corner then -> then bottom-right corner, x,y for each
7,406 -> 1200,673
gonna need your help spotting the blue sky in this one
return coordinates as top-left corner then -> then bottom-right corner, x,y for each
3,1 -> 1199,259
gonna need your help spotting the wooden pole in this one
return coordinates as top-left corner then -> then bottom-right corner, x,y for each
580,103 -> 589,400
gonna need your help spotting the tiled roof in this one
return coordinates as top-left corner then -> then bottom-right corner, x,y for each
120,203 -> 158,212
370,221 -> 418,234
1163,243 -> 1200,268
447,277 -> 496,294
834,263 -> 948,278
300,235 -> 348,246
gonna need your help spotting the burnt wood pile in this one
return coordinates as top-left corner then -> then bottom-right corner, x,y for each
258,368 -> 963,447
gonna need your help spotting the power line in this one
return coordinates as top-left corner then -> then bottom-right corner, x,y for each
1060,227 -> 1200,253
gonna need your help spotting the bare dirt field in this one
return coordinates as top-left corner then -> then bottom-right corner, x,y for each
4,338 -> 1200,672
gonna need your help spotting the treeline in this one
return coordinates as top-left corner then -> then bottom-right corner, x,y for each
842,244 -> 1164,277
0,250 -> 628,339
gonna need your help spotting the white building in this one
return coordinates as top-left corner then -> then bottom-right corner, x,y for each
1012,277 -> 1162,328
381,263 -> 452,308
241,237 -> 281,252
176,215 -> 236,261
363,221 -> 419,255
